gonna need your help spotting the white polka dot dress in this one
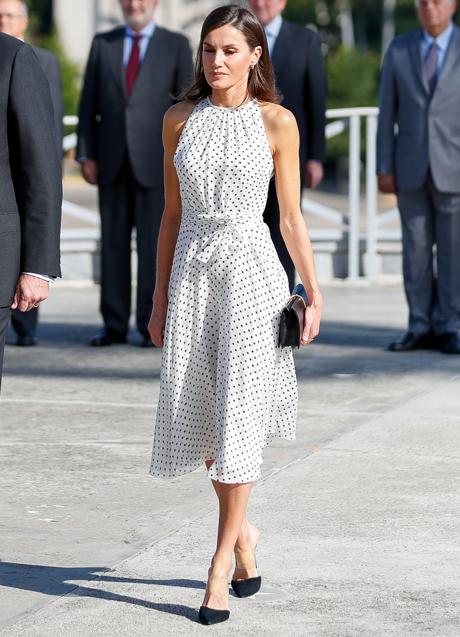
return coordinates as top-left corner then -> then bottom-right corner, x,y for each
149,97 -> 297,484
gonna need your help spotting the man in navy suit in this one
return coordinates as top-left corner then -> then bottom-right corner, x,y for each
0,0 -> 63,347
249,0 -> 327,290
77,0 -> 193,347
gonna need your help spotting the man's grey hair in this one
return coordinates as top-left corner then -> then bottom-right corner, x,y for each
8,0 -> 29,17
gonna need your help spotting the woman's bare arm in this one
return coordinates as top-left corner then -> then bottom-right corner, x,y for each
149,101 -> 194,346
263,104 -> 323,344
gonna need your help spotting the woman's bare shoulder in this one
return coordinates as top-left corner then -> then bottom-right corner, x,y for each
259,101 -> 298,134
164,101 -> 198,132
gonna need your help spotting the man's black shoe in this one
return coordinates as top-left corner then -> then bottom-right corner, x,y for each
388,331 -> 434,352
437,332 -> 460,354
16,335 -> 37,347
90,331 -> 127,347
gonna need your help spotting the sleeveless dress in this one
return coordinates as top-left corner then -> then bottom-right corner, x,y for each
149,97 -> 297,484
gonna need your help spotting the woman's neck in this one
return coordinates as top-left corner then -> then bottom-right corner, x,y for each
210,85 -> 251,109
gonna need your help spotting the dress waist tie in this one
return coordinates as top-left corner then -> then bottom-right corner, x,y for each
181,213 -> 264,264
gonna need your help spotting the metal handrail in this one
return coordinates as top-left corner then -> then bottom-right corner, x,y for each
303,106 -> 399,279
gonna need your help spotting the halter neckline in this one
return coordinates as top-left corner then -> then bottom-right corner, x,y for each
206,96 -> 256,112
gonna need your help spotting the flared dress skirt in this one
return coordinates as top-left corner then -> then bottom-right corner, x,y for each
149,97 -> 298,483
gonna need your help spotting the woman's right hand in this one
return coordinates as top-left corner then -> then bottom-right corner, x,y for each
148,295 -> 168,348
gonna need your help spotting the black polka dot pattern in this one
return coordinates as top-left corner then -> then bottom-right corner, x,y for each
149,97 -> 297,484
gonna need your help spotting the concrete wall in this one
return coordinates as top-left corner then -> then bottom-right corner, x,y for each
54,0 -> 98,66
59,230 -> 403,283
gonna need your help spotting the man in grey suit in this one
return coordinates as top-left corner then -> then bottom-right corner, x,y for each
77,0 -> 193,347
0,32 -> 62,388
0,0 -> 64,347
377,0 -> 460,354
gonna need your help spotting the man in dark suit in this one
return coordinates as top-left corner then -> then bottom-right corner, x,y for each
77,0 -> 193,347
377,0 -> 460,354
249,0 -> 327,290
0,0 -> 64,347
0,32 -> 62,388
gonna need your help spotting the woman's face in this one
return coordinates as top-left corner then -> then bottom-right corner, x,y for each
202,24 -> 261,92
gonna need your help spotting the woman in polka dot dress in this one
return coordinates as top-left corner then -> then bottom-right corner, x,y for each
148,5 -> 322,625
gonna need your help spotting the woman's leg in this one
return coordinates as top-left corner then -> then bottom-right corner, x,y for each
233,517 -> 260,582
202,480 -> 252,610
205,460 -> 259,581
202,460 -> 258,610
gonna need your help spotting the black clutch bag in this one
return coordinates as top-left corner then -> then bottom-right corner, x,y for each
278,284 -> 308,348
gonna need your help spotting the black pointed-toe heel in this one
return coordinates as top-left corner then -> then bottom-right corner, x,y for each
231,575 -> 262,598
198,606 -> 230,625
199,569 -> 231,625
231,544 -> 261,598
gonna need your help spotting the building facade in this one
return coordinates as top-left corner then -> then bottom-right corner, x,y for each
53,0 -> 233,66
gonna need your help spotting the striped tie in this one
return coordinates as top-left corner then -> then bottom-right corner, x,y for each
424,41 -> 438,95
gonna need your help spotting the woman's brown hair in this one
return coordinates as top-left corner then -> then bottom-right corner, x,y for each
182,4 -> 280,104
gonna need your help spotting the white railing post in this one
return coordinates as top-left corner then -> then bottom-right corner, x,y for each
366,114 -> 378,277
348,114 -> 361,280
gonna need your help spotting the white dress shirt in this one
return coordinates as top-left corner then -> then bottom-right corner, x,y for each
22,273 -> 55,283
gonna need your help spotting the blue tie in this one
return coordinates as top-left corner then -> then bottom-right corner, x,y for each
424,41 -> 438,94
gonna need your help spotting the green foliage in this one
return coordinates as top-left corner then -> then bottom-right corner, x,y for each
327,46 -> 380,109
326,46 -> 380,158
22,2 -> 80,118
283,0 -> 317,25
283,0 -> 457,54
31,29 -> 81,117
27,0 -> 52,34
280,1 -> 433,162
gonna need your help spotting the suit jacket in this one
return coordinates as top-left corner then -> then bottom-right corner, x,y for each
272,20 -> 326,166
32,45 -> 64,155
77,25 -> 193,188
377,25 -> 460,193
0,34 -> 62,307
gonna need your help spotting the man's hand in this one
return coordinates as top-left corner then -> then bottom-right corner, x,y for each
378,174 -> 396,194
11,275 -> 49,312
305,160 -> 324,189
81,159 -> 98,185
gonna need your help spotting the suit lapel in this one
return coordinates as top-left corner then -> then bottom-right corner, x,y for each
271,20 -> 290,74
107,28 -> 125,99
408,29 -> 429,95
129,27 -> 164,98
434,26 -> 460,94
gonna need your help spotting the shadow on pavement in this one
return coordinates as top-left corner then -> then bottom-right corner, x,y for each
7,322 -> 121,347
4,321 -> 455,382
5,319 -> 409,349
0,562 -> 201,623
318,321 -> 403,348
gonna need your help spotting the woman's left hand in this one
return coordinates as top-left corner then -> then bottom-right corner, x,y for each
300,292 -> 323,346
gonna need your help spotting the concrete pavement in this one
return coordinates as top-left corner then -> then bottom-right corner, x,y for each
0,281 -> 459,636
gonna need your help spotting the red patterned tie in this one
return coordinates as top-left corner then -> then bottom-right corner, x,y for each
126,34 -> 141,97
